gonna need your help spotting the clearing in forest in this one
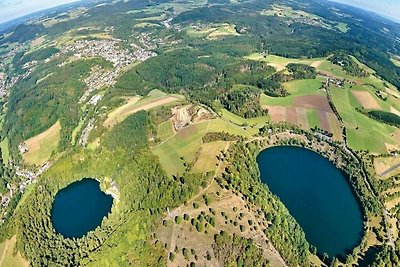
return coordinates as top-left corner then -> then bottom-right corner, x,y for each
192,141 -> 230,173
187,23 -> 240,39
0,138 -> 9,165
152,118 -> 255,176
104,93 -> 181,129
23,121 -> 61,165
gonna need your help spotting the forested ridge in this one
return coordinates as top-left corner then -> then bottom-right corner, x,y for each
0,0 -> 399,265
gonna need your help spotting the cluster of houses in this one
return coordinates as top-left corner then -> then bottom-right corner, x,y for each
1,161 -> 51,224
61,38 -> 157,103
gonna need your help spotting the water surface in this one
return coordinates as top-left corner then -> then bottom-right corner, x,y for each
257,146 -> 363,257
51,178 -> 113,238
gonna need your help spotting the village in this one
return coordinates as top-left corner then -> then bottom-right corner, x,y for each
0,32 -> 163,224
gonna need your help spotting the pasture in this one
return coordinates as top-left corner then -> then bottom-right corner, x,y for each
192,141 -> 229,173
220,108 -> 269,128
260,78 -> 342,140
152,117 -> 255,176
186,23 -> 240,39
23,121 -> 61,165
374,156 -> 400,179
0,138 -> 9,164
331,87 -> 397,153
157,120 -> 175,141
103,90 -> 182,129
245,53 -> 325,71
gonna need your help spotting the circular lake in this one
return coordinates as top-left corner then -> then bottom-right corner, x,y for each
257,146 -> 363,257
51,178 -> 113,238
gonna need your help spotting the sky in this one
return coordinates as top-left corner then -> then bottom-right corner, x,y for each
0,0 -> 81,24
0,0 -> 399,25
329,0 -> 400,22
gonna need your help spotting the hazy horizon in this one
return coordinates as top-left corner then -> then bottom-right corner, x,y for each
0,0 -> 399,25
0,0 -> 82,24
329,0 -> 400,22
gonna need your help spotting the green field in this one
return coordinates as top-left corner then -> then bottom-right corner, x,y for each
331,87 -> 397,153
317,60 -> 387,90
157,120 -> 175,141
220,108 -> 270,128
0,138 -> 9,165
245,53 -> 326,71
104,90 -> 183,129
152,121 -> 209,176
336,22 -> 349,33
282,78 -> 324,95
260,94 -> 294,107
23,121 -> 61,165
307,109 -> 321,129
192,141 -> 229,173
152,117 -> 256,176
260,78 -> 324,109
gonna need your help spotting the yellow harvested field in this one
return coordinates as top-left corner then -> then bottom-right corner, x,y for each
391,107 -> 400,116
374,156 -> 400,178
311,60 -> 324,68
207,24 -> 240,39
387,88 -> 400,99
192,141 -> 229,173
0,236 -> 29,267
384,187 -> 400,195
23,121 -> 61,165
393,129 -> 400,145
351,90 -> 381,110
385,197 -> 400,210
103,96 -> 178,129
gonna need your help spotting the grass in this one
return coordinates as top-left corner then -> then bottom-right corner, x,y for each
307,109 -> 320,129
245,53 -> 326,71
152,117 -> 256,176
207,24 -> 240,39
260,94 -> 294,107
192,141 -> 229,173
0,236 -> 29,267
104,90 -> 182,129
331,87 -> 396,153
23,121 -> 61,165
390,57 -> 400,67
282,78 -> 323,95
0,138 -> 9,165
336,22 -> 349,33
157,120 -> 174,141
187,23 -> 239,39
152,122 -> 209,176
220,108 -> 247,126
71,118 -> 86,145
207,118 -> 257,137
318,60 -> 387,90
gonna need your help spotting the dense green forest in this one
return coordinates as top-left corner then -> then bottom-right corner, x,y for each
217,142 -> 309,266
329,53 -> 368,77
0,0 -> 399,265
14,112 -> 209,266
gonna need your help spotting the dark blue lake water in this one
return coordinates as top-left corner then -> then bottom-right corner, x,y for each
51,178 -> 113,238
257,146 -> 363,257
